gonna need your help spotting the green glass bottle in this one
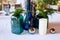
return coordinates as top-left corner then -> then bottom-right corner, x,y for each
11,15 -> 23,34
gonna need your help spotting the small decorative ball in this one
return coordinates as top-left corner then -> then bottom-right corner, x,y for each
50,28 -> 55,34
29,27 -> 36,34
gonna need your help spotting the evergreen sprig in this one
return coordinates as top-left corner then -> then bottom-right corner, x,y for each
13,7 -> 24,18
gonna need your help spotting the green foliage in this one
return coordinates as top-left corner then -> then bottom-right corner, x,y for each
13,7 -> 24,18
0,5 -> 2,11
43,0 -> 58,5
37,8 -> 55,18
35,0 -> 56,18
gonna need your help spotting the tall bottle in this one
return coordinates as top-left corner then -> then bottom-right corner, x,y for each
30,0 -> 39,29
29,18 -> 36,34
21,0 -> 32,30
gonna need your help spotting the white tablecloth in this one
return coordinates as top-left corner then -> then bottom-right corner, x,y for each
0,11 -> 60,33
0,13 -> 60,40
0,12 -> 60,33
0,16 -> 11,34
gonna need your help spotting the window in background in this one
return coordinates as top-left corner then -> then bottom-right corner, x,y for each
15,4 -> 21,8
3,4 -> 10,14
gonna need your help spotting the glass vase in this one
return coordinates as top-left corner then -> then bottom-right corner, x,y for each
11,16 -> 23,34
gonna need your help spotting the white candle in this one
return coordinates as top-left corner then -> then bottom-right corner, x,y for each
39,18 -> 47,35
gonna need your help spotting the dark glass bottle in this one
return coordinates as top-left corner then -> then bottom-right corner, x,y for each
29,18 -> 36,34
23,21 -> 30,30
22,12 -> 31,30
30,0 -> 39,29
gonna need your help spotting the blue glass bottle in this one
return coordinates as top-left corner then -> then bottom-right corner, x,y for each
25,0 -> 32,29
21,13 -> 29,30
23,22 -> 30,30
21,0 -> 32,30
26,0 -> 32,21
22,12 -> 32,30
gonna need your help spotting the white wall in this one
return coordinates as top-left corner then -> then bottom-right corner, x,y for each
15,0 -> 21,4
48,12 -> 60,23
15,0 -> 27,10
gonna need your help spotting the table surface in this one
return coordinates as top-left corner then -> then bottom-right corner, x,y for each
0,13 -> 60,40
